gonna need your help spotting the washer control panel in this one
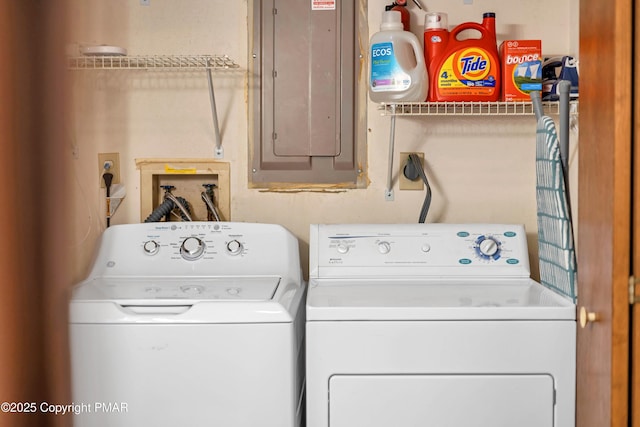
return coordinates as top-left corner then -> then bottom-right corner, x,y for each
310,223 -> 531,278
140,223 -> 249,262
88,222 -> 298,278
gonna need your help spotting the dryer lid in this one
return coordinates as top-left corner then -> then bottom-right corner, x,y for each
306,279 -> 575,321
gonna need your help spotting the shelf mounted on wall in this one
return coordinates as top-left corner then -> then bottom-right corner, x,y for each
67,54 -> 240,159
379,100 -> 579,201
379,100 -> 578,116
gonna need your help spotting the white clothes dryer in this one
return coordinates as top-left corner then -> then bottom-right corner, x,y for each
306,223 -> 575,427
70,222 -> 306,427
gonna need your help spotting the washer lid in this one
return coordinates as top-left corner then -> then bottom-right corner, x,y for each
306,279 -> 576,321
69,276 -> 295,324
72,276 -> 280,302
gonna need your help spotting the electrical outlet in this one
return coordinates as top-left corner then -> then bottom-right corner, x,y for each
399,152 -> 424,190
98,152 -> 121,188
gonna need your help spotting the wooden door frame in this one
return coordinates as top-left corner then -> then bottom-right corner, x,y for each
0,2 -> 72,427
577,0 -> 633,426
632,0 -> 640,423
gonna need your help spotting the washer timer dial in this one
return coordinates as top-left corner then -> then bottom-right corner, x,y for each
180,237 -> 206,261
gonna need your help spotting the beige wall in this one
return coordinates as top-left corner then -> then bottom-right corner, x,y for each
66,0 -> 579,281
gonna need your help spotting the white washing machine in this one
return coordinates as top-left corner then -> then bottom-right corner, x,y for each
70,222 -> 306,427
306,223 -> 575,427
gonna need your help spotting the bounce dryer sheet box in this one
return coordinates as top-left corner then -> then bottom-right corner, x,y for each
500,40 -> 542,101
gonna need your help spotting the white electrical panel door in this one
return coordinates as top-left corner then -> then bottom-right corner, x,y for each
329,374 -> 554,427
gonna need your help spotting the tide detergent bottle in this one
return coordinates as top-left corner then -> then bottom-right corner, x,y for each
424,12 -> 500,102
369,10 -> 428,103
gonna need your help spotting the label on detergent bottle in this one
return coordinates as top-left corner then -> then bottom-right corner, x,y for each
437,47 -> 496,96
370,42 -> 411,92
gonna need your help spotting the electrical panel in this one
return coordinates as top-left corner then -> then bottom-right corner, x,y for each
249,0 -> 366,187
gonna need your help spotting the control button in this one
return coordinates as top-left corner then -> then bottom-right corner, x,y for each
226,287 -> 240,296
421,243 -> 431,253
226,239 -> 243,256
337,243 -> 349,254
143,240 -> 160,255
377,241 -> 391,254
180,237 -> 206,261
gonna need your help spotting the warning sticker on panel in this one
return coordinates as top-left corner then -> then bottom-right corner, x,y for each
312,0 -> 336,10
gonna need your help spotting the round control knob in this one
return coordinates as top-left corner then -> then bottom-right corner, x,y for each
143,240 -> 160,255
476,236 -> 500,260
377,241 -> 391,254
180,237 -> 206,261
337,243 -> 349,254
226,239 -> 243,256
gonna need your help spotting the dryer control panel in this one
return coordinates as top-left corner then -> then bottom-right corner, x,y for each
309,223 -> 531,279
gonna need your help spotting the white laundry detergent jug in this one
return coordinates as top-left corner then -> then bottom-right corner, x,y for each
368,10 -> 428,102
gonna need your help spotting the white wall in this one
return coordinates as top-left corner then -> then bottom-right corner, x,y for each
66,0 -> 579,281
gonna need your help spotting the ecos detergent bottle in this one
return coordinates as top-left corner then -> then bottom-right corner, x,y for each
369,10 -> 428,103
424,12 -> 501,102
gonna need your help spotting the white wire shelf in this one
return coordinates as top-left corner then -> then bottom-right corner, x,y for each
380,101 -> 578,116
67,54 -> 240,70
67,54 -> 240,159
